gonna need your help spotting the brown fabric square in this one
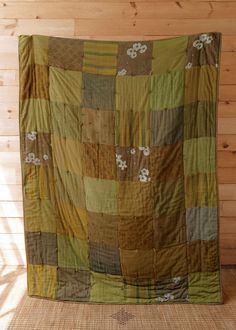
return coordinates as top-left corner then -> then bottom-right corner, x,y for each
88,211 -> 119,247
25,231 -> 58,266
82,143 -> 117,180
48,36 -> 84,71
98,144 -> 117,180
115,146 -> 150,181
120,249 -> 154,279
57,268 -> 90,301
20,64 -> 49,100
117,41 -> 153,75
82,108 -> 115,145
154,208 -> 186,248
89,241 -> 121,275
118,181 -> 154,217
153,177 -> 185,218
150,142 -> 184,181
187,240 -> 219,273
118,215 -> 154,249
186,32 -> 221,67
154,244 -> 187,281
21,132 -> 52,167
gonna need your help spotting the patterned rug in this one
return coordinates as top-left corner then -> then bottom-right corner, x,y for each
18,32 -> 223,304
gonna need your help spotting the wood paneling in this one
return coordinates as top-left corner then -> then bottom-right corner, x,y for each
0,1 -> 236,265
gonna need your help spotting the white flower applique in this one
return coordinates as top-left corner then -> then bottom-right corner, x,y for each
25,152 -> 41,166
27,131 -> 37,141
127,42 -> 147,59
139,168 -> 151,182
193,33 -> 214,50
117,68 -> 127,76
185,62 -> 192,70
172,276 -> 181,284
116,154 -> 127,171
138,146 -> 150,156
156,293 -> 175,302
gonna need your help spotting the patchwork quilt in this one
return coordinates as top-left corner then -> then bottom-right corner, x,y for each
18,32 -> 223,304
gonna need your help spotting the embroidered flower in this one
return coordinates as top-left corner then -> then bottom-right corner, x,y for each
173,276 -> 181,284
27,131 -> 37,141
130,148 -> 136,155
133,42 -> 142,51
193,33 -> 213,50
127,47 -> 137,59
43,154 -> 49,160
185,62 -> 192,70
33,158 -> 41,166
28,152 -> 35,161
140,168 -> 149,176
118,68 -> 127,76
127,42 -> 147,59
205,35 -> 213,44
199,33 -> 208,42
139,168 -> 151,182
156,293 -> 174,302
116,153 -> 127,171
143,147 -> 150,156
193,39 -> 203,50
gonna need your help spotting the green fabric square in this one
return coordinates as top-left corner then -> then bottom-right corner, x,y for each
152,36 -> 188,75
33,35 -> 49,65
54,168 -> 86,209
116,75 -> 151,112
154,177 -> 185,218
150,70 -> 184,111
57,233 -> 89,270
184,101 -> 216,139
84,176 -> 118,215
49,67 -> 82,106
90,271 -> 125,303
185,65 -> 217,104
183,137 -> 216,176
20,99 -> 51,133
188,271 -> 222,303
51,102 -> 83,140
24,199 -> 58,233
83,72 -> 115,110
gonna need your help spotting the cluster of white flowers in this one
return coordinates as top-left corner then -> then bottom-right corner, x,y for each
127,42 -> 147,59
25,130 -> 49,165
117,68 -> 127,76
156,293 -> 174,302
27,131 -> 37,141
139,168 -> 151,182
172,276 -> 181,284
193,33 -> 213,50
138,146 -> 150,156
116,154 -> 127,171
25,152 -> 41,165
25,152 -> 49,165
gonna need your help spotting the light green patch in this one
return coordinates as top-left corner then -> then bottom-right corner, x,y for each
150,70 -> 185,111
90,272 -> 125,303
33,35 -> 49,65
152,36 -> 188,75
57,233 -> 89,270
84,176 -> 118,215
183,137 -> 216,175
188,271 -> 222,303
49,67 -> 83,106
20,99 -> 51,133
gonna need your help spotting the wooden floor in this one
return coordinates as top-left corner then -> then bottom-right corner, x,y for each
0,266 -> 236,330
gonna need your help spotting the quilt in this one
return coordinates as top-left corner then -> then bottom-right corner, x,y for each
18,32 -> 223,304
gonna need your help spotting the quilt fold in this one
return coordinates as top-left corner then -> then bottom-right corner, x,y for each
18,32 -> 223,304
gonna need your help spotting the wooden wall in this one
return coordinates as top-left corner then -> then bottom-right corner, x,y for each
0,0 -> 236,265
